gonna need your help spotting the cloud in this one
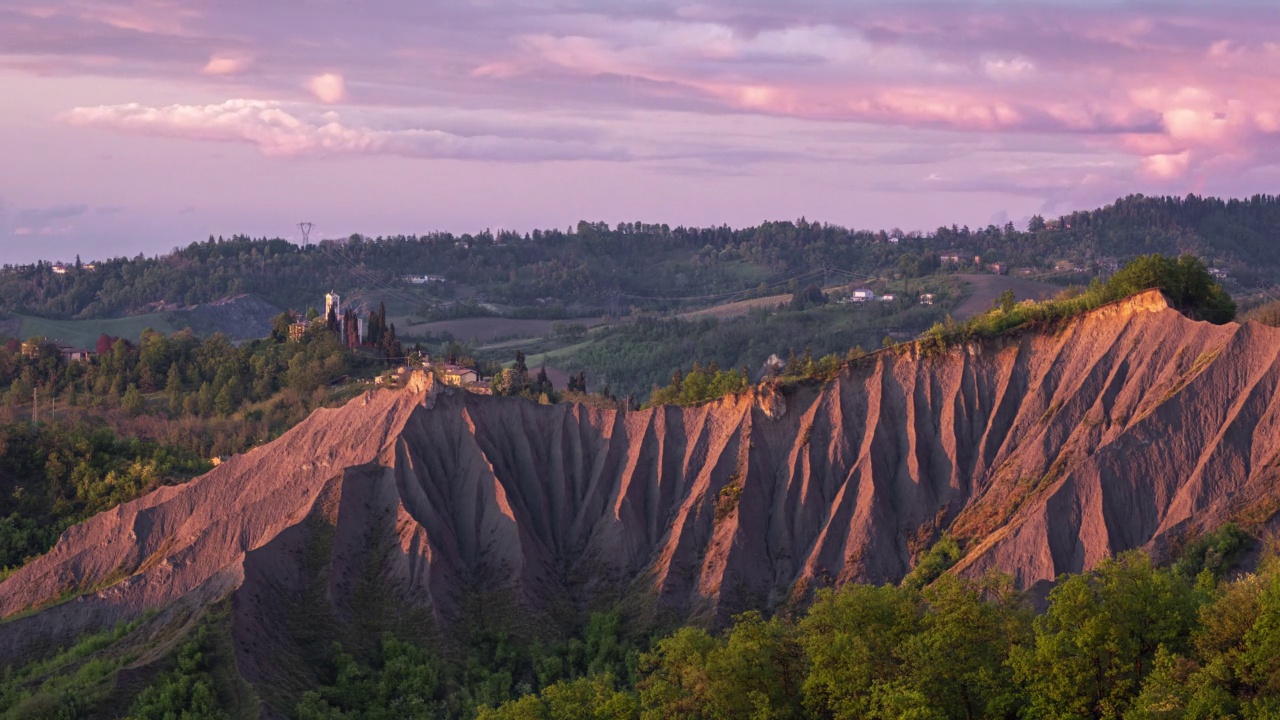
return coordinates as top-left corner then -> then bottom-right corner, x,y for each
15,203 -> 88,224
13,0 -> 1280,214
61,99 -> 630,162
202,53 -> 252,75
307,73 -> 346,103
6,203 -> 87,237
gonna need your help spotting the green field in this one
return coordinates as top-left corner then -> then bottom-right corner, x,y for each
14,313 -> 181,349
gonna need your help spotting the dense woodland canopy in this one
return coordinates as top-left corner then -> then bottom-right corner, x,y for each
4,529 -> 1274,720
3,194 -> 1277,320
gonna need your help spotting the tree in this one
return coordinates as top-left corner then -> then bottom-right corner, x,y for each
271,312 -> 294,343
995,289 -> 1016,314
1106,254 -> 1235,323
798,584 -> 919,719
121,383 -> 144,416
165,364 -> 183,414
1012,552 -> 1200,720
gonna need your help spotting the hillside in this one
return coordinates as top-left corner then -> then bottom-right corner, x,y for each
5,195 -> 1278,325
4,290 -> 1279,689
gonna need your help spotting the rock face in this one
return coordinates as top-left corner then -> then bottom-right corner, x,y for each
5,290 -> 1280,660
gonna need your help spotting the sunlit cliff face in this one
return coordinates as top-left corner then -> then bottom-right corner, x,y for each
2,1 -> 1278,261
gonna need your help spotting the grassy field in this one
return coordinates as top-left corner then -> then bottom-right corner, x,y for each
14,313 -> 182,348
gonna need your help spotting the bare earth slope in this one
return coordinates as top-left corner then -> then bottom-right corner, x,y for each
6,290 -> 1280,673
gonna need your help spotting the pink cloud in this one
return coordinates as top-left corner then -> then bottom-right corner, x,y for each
202,53 -> 251,76
307,73 -> 346,104
60,99 -> 629,161
11,0 -> 1280,215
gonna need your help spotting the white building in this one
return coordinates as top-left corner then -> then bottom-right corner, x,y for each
920,293 -> 935,305
850,288 -> 875,302
880,294 -> 897,302
406,274 -> 446,284
325,291 -> 341,318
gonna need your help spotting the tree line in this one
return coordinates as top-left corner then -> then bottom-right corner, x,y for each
250,528 -> 1269,719
5,194 -> 1278,321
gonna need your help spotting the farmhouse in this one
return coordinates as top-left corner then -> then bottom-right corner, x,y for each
439,364 -> 479,387
850,288 -> 875,302
59,346 -> 93,362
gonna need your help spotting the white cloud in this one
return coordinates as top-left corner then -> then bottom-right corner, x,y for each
61,99 -> 629,162
307,73 -> 346,103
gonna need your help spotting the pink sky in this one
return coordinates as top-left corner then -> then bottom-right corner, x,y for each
2,1 -> 1278,263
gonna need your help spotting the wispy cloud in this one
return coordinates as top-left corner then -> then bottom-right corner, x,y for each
61,99 -> 632,161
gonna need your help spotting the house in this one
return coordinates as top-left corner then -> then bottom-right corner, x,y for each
989,262 -> 1008,275
59,346 -> 92,362
1208,268 -> 1230,280
440,364 -> 479,387
920,293 -> 935,305
52,264 -> 68,274
465,381 -> 493,395
83,263 -> 97,271
940,254 -> 961,264
850,288 -> 875,302
406,274 -> 447,284
288,321 -> 310,341
879,294 -> 897,302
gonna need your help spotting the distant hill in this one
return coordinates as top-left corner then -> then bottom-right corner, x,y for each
3,194 -> 1278,323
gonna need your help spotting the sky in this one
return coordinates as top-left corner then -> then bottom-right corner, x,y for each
2,0 -> 1279,264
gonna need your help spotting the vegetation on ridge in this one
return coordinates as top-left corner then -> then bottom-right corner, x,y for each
919,254 -> 1235,354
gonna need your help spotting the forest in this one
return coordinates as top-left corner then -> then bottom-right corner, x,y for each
2,194 -> 1277,321
1,528 -> 1270,720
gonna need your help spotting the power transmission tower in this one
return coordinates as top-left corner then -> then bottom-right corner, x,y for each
298,222 -> 314,246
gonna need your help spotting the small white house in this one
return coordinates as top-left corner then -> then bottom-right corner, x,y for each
920,293 -> 935,305
879,294 -> 897,302
850,288 -> 875,302
51,264 -> 68,275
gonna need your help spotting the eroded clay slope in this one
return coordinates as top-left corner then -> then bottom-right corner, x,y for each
5,290 -> 1280,657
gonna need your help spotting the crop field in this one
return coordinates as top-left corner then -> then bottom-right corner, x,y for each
397,316 -> 607,343
14,313 -> 181,348
953,274 -> 1062,320
677,294 -> 792,320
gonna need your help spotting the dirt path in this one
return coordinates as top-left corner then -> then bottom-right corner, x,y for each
954,274 -> 1061,320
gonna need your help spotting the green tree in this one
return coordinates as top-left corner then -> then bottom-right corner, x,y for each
798,584 -> 919,719
165,363 -> 183,415
1012,552 -> 1201,720
121,383 -> 144,416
